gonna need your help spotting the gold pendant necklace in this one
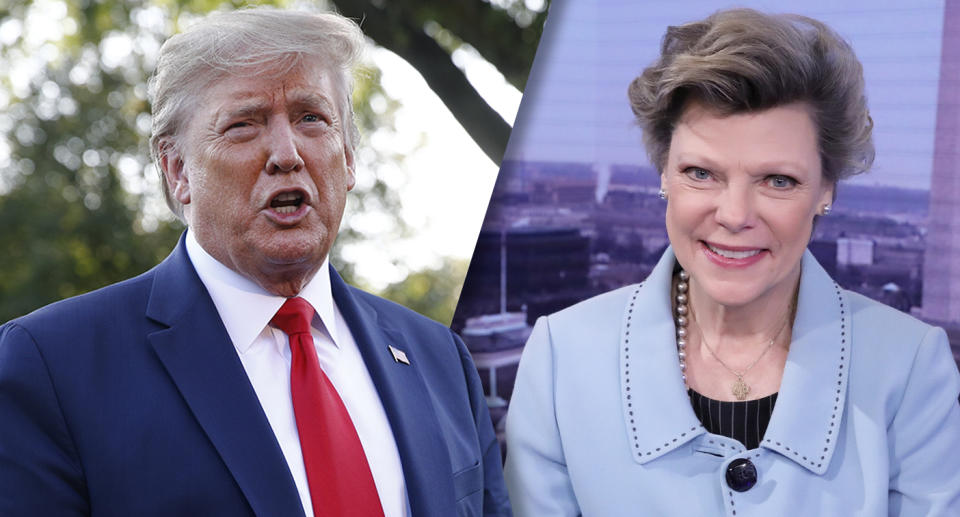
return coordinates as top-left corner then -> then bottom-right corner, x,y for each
673,268 -> 792,401
698,326 -> 782,401
731,376 -> 751,401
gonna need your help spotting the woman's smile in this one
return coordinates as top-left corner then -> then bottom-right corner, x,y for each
662,101 -> 833,311
701,241 -> 768,267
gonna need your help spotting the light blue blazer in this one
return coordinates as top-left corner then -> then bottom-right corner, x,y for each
505,248 -> 960,516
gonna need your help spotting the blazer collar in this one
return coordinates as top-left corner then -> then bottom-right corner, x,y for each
621,248 -> 849,475
329,269 -> 457,516
145,234 -> 306,517
620,248 -> 706,465
761,250 -> 849,475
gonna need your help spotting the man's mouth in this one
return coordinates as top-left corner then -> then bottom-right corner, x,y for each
269,191 -> 305,214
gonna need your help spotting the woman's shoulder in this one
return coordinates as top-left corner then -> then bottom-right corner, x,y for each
548,282 -> 646,323
536,280 -> 669,357
841,288 -> 960,456
842,287 -> 953,395
844,288 -> 942,348
802,251 -> 944,357
545,248 -> 677,327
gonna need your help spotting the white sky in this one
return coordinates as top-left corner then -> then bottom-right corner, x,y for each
342,46 -> 520,287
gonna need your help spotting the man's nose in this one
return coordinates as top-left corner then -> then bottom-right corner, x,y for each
265,120 -> 304,173
713,184 -> 756,232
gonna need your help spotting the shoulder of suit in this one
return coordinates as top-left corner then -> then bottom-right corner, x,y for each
5,266 -> 157,335
547,283 -> 642,324
346,284 -> 451,334
843,289 -> 933,337
344,285 -> 468,372
842,287 -> 942,354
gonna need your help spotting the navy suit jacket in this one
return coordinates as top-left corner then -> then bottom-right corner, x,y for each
0,237 -> 511,516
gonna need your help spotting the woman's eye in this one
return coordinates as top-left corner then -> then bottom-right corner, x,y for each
684,167 -> 711,180
767,175 -> 797,189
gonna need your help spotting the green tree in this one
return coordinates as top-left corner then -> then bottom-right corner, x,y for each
331,0 -> 547,162
0,0 -> 546,323
375,257 -> 470,326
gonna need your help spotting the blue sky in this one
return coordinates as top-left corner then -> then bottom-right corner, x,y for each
507,0 -> 946,190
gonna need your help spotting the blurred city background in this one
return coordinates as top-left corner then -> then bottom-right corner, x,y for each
0,0 -> 548,324
453,0 -> 960,446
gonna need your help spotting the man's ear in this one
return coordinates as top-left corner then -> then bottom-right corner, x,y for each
344,144 -> 356,192
159,142 -> 191,205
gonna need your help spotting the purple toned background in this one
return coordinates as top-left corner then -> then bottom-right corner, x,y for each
452,0 -> 960,444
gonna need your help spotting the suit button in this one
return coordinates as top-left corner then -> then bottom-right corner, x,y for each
726,458 -> 757,492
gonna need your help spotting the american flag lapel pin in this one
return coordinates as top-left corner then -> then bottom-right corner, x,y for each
389,345 -> 410,365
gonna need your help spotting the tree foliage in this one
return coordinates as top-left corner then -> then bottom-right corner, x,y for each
0,0 -> 546,324
376,257 -> 469,326
331,0 -> 547,162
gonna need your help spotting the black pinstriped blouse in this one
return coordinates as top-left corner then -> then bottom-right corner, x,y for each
687,389 -> 778,450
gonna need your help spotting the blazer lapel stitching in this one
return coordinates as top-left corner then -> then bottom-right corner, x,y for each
760,262 -> 851,475
621,248 -> 707,464
621,283 -> 645,459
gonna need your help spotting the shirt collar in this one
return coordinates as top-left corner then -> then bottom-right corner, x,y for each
184,229 -> 340,354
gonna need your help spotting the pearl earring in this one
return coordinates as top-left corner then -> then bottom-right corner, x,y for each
822,204 -> 832,216
658,188 -> 667,200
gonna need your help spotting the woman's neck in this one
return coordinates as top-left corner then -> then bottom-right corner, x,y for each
686,273 -> 798,354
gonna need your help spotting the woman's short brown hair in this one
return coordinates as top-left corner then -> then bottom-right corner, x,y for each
628,8 -> 874,183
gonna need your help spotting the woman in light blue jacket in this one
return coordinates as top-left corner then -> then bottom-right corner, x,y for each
504,8 -> 960,516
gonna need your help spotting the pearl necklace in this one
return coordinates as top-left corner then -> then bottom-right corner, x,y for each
674,268 -> 791,401
675,270 -> 691,385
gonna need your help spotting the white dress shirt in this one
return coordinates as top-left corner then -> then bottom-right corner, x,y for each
185,230 -> 408,517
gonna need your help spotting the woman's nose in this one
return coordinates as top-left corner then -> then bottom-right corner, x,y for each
713,185 -> 756,232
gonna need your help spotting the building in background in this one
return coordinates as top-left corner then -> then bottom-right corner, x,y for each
923,0 -> 960,329
455,0 -> 960,440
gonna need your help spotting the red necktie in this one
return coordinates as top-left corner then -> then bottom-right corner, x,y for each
271,297 -> 385,517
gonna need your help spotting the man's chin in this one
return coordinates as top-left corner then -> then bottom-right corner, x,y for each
251,235 -> 328,267
262,247 -> 323,267
244,244 -> 328,296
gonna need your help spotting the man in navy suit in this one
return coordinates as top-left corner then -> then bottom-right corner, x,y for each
0,8 -> 510,517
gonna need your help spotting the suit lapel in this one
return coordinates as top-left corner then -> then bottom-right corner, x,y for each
145,238 -> 304,517
329,267 -> 456,516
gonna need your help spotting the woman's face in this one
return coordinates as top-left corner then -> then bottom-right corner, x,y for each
661,100 -> 833,310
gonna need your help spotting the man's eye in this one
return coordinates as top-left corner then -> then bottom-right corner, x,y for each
302,114 -> 323,123
227,121 -> 251,130
767,175 -> 797,188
